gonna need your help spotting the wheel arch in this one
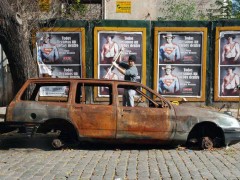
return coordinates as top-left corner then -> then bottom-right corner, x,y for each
187,121 -> 225,148
37,118 -> 79,141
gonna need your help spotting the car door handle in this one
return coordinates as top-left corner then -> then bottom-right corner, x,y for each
123,109 -> 131,112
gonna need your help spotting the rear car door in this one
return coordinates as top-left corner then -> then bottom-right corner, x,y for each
72,82 -> 117,139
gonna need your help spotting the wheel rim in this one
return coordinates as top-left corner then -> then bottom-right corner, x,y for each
201,137 -> 213,149
52,138 -> 64,149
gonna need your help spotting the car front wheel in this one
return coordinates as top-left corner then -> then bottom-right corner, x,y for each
187,123 -> 224,150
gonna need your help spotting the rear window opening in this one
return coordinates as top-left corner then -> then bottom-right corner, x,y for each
21,82 -> 70,102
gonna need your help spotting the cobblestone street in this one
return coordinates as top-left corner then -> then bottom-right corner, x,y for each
0,134 -> 239,180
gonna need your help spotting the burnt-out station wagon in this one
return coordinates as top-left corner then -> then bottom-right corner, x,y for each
0,78 -> 240,149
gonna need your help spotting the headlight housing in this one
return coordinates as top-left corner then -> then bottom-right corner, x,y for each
216,116 -> 240,128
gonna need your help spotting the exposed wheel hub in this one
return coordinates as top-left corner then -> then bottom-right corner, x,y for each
202,137 -> 213,149
52,138 -> 64,149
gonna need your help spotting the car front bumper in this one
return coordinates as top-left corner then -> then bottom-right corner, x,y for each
223,128 -> 240,146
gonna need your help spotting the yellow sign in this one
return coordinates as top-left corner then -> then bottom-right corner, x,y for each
116,1 -> 131,13
171,101 -> 179,105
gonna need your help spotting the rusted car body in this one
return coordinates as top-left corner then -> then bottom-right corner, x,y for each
1,78 -> 240,149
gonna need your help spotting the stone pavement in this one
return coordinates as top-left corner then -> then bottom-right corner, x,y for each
0,134 -> 239,180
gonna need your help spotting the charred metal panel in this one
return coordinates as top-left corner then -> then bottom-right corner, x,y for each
9,101 -> 69,123
174,105 -> 230,132
71,104 -> 117,138
117,106 -> 175,140
172,105 -> 240,143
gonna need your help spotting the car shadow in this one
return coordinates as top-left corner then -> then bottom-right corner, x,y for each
77,141 -> 176,151
0,132 -> 179,151
0,133 -> 56,151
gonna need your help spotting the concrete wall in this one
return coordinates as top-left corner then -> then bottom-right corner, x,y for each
103,0 -> 217,20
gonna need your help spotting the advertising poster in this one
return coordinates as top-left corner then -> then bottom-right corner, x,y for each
217,31 -> 240,98
159,32 -> 202,64
98,31 -> 143,96
35,28 -> 85,97
49,65 -> 81,78
157,31 -> 203,97
39,86 -> 69,97
158,65 -> 201,96
36,31 -> 82,78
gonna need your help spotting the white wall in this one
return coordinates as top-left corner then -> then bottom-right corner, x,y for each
103,0 -> 217,20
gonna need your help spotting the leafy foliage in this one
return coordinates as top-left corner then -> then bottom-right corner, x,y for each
158,0 -> 203,20
232,0 -> 240,18
61,0 -> 87,18
214,0 -> 233,19
158,0 -> 240,21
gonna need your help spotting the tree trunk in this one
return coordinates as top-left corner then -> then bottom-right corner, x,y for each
0,0 -> 37,94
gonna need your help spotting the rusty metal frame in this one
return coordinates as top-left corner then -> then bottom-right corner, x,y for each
153,27 -> 207,102
214,26 -> 240,101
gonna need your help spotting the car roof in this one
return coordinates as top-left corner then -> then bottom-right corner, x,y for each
27,78 -> 142,85
26,77 -> 171,108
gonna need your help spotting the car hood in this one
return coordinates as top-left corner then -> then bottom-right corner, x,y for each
173,105 -> 240,128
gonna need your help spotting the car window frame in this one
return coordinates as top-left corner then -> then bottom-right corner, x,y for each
20,81 -> 71,103
75,82 -> 114,106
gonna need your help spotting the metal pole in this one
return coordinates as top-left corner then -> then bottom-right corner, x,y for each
237,88 -> 240,119
0,44 -> 3,106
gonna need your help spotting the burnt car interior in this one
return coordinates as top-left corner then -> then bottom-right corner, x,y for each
75,83 -> 112,105
20,81 -> 169,109
117,84 -> 169,108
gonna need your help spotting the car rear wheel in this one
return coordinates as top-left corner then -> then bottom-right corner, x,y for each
38,119 -> 78,149
52,138 -> 64,149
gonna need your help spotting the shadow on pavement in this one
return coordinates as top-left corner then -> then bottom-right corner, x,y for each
0,133 -> 56,151
77,141 -> 176,151
0,132 -> 177,151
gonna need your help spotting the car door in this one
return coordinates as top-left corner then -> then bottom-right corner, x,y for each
116,84 -> 174,141
72,82 -> 117,139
